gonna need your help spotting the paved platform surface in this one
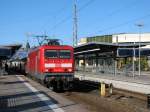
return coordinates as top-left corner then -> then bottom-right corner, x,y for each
75,71 -> 150,94
0,75 -> 89,112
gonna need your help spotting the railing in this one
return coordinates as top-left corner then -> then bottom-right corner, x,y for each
76,65 -> 115,75
75,63 -> 140,77
0,68 -> 7,75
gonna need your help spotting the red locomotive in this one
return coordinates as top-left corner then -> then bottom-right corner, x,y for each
26,41 -> 74,91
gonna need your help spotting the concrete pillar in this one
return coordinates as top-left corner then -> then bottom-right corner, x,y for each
113,59 -> 117,76
83,56 -> 86,72
96,54 -> 99,72
109,83 -> 113,95
99,82 -> 106,97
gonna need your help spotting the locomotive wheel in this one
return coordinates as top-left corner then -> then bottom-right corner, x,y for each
53,80 -> 64,92
59,80 -> 64,91
53,81 -> 58,91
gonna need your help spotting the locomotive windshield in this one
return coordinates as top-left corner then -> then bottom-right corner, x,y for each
45,50 -> 58,58
59,50 -> 71,59
44,50 -> 71,59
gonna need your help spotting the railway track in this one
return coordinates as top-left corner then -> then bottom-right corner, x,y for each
61,83 -> 149,112
72,78 -> 147,100
26,73 -> 147,100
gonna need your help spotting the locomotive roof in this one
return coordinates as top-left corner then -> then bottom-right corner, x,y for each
28,45 -> 73,53
40,45 -> 73,48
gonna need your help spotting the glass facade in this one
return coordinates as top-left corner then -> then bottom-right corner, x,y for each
87,35 -> 112,43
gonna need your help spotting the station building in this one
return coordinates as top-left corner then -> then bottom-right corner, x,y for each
76,33 -> 150,75
78,33 -> 150,47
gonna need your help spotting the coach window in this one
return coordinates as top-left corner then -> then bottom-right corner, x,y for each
45,50 -> 58,58
59,50 -> 71,59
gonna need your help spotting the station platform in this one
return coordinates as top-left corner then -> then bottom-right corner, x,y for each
75,71 -> 150,94
0,75 -> 89,112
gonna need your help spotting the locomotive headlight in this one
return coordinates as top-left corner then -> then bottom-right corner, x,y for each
45,69 -> 49,72
68,68 -> 72,72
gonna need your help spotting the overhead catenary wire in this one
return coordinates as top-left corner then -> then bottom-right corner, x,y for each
78,0 -> 96,12
48,0 -> 139,32
43,0 -> 136,36
48,0 -> 97,31
96,13 -> 150,34
81,0 -> 141,36
41,6 -> 68,30
41,0 -> 149,41
83,12 -> 150,38
99,0 -> 139,20
27,6 -> 69,46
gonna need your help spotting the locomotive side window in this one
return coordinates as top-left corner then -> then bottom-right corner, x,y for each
59,50 -> 71,59
45,50 -> 58,58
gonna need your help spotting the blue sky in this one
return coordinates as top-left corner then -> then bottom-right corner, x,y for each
0,0 -> 150,46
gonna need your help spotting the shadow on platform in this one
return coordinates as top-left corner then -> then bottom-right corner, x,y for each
72,79 -> 99,93
0,91 -> 58,112
4,81 -> 29,85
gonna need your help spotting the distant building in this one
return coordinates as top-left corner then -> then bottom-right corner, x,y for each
78,34 -> 112,45
78,33 -> 150,48
77,33 -> 150,72
78,38 -> 88,45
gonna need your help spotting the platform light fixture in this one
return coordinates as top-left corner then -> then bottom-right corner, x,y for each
135,23 -> 144,76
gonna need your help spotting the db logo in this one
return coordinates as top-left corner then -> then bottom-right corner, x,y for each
55,64 -> 60,67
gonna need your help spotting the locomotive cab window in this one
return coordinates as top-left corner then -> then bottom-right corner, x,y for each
45,50 -> 58,58
59,50 -> 71,59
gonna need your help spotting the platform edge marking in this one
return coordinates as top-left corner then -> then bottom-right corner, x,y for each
17,75 -> 65,112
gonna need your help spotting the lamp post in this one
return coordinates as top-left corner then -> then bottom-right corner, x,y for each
136,23 -> 144,76
132,40 -> 135,77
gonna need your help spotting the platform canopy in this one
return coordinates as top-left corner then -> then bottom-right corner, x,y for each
9,50 -> 28,61
0,44 -> 22,60
117,48 -> 150,57
74,42 -> 147,56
